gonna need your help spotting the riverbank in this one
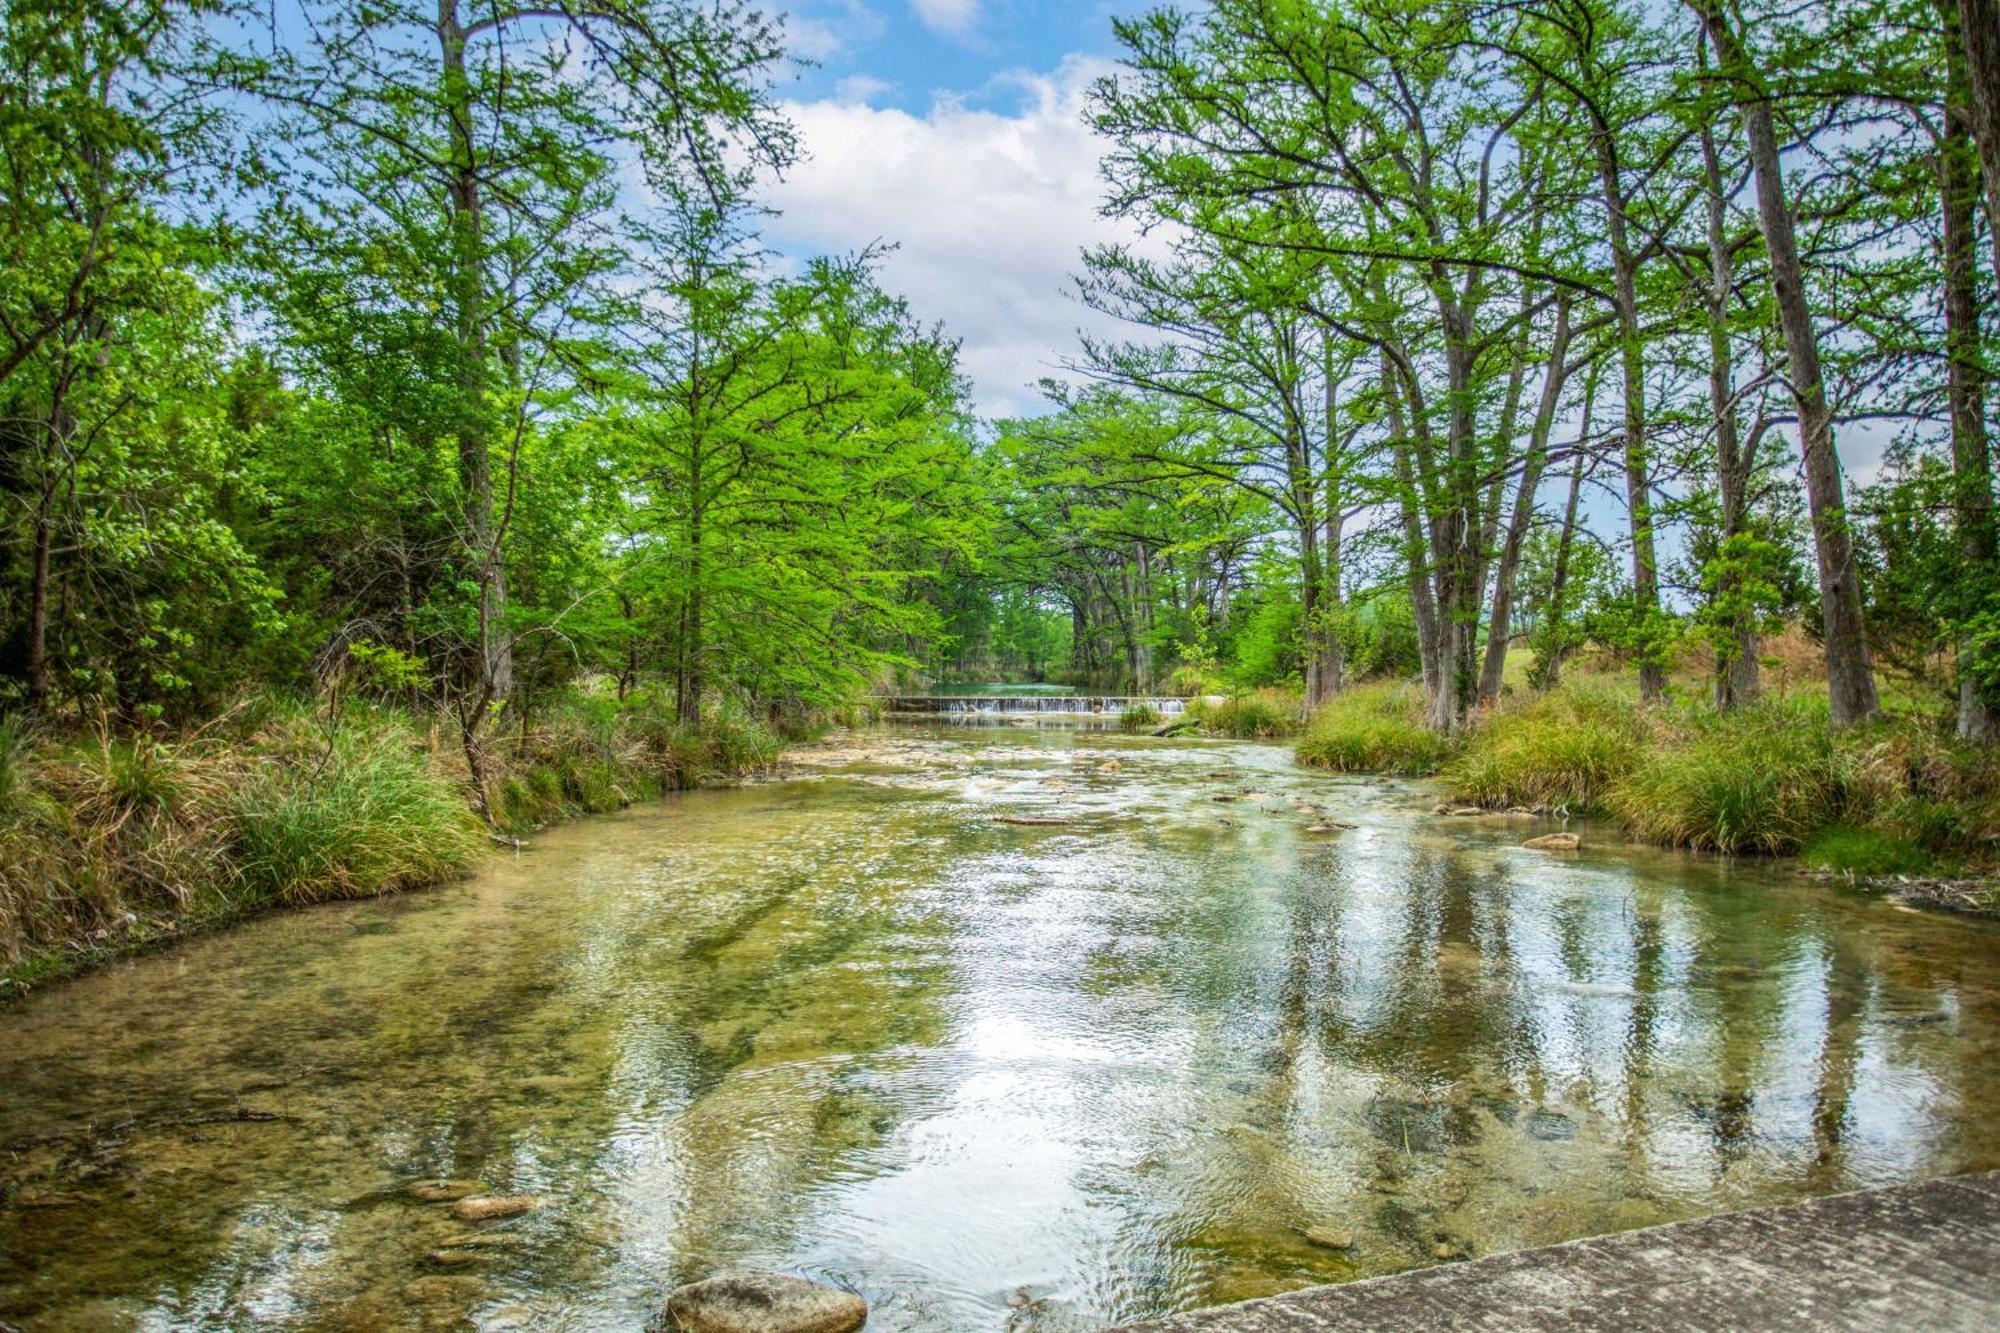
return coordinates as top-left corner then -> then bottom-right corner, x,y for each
1295,677 -> 2000,903
0,693 -> 786,997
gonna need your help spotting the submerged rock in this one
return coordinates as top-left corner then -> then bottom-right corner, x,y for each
664,1272 -> 867,1333
451,1195 -> 535,1222
1523,832 -> 1581,851
1303,1226 -> 1356,1250
409,1180 -> 483,1203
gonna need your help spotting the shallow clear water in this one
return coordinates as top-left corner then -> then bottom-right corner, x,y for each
5,726 -> 2000,1331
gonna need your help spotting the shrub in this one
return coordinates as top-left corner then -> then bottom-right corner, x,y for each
1189,690 -> 1301,739
1447,683 -> 1646,812
232,724 -> 482,905
1608,698 -> 1848,853
1295,682 -> 1456,774
1119,702 -> 1163,732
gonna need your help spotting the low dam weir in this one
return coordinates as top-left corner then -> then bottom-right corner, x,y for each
877,693 -> 1197,717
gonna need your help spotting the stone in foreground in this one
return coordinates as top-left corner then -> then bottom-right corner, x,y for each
665,1271 -> 867,1333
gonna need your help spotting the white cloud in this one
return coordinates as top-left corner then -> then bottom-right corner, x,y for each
833,73 -> 895,103
767,57 -> 1148,418
911,0 -> 981,39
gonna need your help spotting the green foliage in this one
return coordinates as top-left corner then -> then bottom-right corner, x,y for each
1296,684 -> 1457,774
232,726 -> 482,906
1229,579 -> 1303,689
1118,703 -> 1163,732
1337,592 -> 1423,682
1187,691 -> 1300,738
1609,699 -> 1850,854
1802,825 -> 1936,878
1448,683 -> 1646,812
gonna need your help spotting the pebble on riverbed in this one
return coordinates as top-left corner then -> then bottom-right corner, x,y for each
664,1271 -> 867,1333
1523,833 -> 1582,851
1303,1226 -> 1356,1250
451,1195 -> 536,1221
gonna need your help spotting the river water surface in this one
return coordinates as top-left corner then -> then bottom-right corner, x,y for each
5,725 -> 2000,1331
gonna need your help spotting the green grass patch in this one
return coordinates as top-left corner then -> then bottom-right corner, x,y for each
1188,690 -> 1301,739
1801,824 -> 1937,877
1118,703 -> 1163,732
232,727 -> 482,905
1447,682 -> 1645,812
4,689 -> 792,996
1608,698 -> 1848,854
1295,683 -> 1457,774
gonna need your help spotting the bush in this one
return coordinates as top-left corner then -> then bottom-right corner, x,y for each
1339,592 -> 1424,682
1119,702 -> 1163,732
233,725 -> 482,905
1447,683 -> 1646,812
1189,690 -> 1301,738
1295,682 -> 1456,774
1608,698 -> 1848,854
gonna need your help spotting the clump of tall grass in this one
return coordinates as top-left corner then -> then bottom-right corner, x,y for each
480,694 -> 784,833
1118,702 -> 1163,732
1608,697 -> 1849,854
1188,689 -> 1301,739
232,724 -> 481,904
1,726 -> 238,978
1448,682 -> 1647,812
1295,682 -> 1457,774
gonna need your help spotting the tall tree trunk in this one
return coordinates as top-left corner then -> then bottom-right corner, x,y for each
1701,124 -> 1762,710
1943,4 -> 1999,742
1592,129 -> 1665,703
439,2 -> 510,718
1479,293 -> 1573,704
1695,2 -> 1879,726
1956,0 -> 2000,282
1320,330 -> 1346,697
678,494 -> 706,726
25,493 -> 53,711
1430,302 -> 1484,733
1536,455 -> 1592,691
1531,375 -> 1598,692
1384,356 -> 1442,700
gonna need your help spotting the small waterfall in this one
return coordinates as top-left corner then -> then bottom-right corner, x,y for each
880,694 -> 1193,719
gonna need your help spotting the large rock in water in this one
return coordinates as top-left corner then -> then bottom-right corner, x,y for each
664,1272 -> 867,1333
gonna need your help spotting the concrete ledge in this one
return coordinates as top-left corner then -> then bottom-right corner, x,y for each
1111,1171 -> 2000,1331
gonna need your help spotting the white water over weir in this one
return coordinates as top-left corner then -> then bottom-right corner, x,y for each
877,694 -> 1195,717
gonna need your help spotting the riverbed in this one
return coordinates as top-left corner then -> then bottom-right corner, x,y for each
4,725 -> 1998,1330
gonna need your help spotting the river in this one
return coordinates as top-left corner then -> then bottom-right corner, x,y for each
4,724 -> 1998,1330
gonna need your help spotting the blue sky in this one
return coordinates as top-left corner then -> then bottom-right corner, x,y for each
778,1 -> 1142,112
759,2 -> 1156,418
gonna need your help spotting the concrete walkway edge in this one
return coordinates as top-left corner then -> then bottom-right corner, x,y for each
1109,1170 -> 2000,1331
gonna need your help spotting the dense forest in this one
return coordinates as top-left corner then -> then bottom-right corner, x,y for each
4,0 -> 2000,980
